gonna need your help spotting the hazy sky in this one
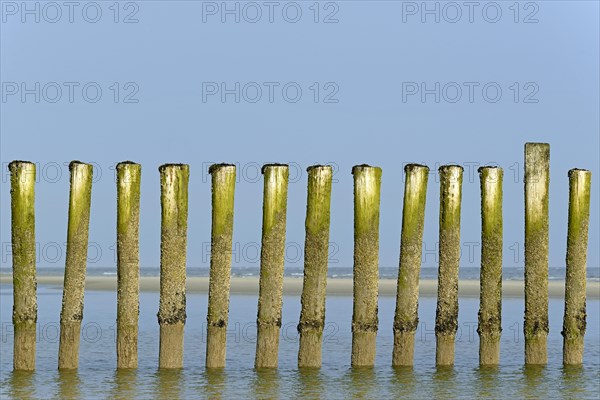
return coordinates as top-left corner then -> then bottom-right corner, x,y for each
1,1 -> 598,272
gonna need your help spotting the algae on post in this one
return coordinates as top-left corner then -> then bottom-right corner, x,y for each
158,164 -> 189,369
206,164 -> 236,368
59,161 -> 93,369
524,143 -> 550,365
9,161 -> 37,371
435,165 -> 463,367
116,161 -> 141,369
562,168 -> 591,364
477,166 -> 503,365
255,164 -> 289,368
351,165 -> 382,367
393,164 -> 429,367
298,165 -> 333,368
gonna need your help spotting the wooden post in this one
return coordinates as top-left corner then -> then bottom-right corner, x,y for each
477,166 -> 503,365
351,165 -> 382,367
255,164 -> 289,368
562,168 -> 591,365
298,165 -> 333,368
524,142 -> 550,365
206,164 -> 236,368
58,161 -> 93,369
9,161 -> 37,371
116,162 -> 141,369
158,164 -> 189,369
435,165 -> 463,367
393,164 -> 429,367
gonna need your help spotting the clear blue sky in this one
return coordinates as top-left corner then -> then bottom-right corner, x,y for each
1,1 -> 598,272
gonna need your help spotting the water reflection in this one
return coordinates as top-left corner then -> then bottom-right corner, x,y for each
154,368 -> 183,399
521,365 -> 548,399
346,367 -> 376,399
390,366 -> 417,397
252,369 -> 280,398
474,365 -> 500,398
432,366 -> 457,398
112,368 -> 138,399
205,368 -> 227,399
58,369 -> 81,399
8,370 -> 36,399
293,368 -> 325,399
561,364 -> 587,398
0,362 -> 598,399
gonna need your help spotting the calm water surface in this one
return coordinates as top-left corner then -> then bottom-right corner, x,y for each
1,283 -> 599,399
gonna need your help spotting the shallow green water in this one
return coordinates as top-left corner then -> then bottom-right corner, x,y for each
4,363 -> 599,399
1,284 -> 599,399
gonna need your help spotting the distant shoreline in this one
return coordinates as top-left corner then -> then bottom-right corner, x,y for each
1,275 -> 598,299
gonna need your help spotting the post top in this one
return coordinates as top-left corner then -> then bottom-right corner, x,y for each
158,163 -> 189,173
69,160 -> 92,171
306,164 -> 332,173
209,163 -> 236,174
524,142 -> 550,149
438,164 -> 464,173
8,160 -> 35,170
404,163 -> 429,173
477,165 -> 502,173
116,161 -> 141,171
352,164 -> 382,175
261,163 -> 288,174
568,168 -> 591,177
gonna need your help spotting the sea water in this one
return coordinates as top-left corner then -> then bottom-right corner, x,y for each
1,282 -> 599,399
2,266 -> 598,281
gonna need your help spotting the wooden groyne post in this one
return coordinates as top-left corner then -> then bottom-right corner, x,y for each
206,164 -> 236,368
562,168 -> 591,364
9,161 -> 37,371
298,165 -> 333,368
524,143 -> 550,364
116,162 -> 141,369
158,164 -> 189,368
351,165 -> 382,367
58,161 -> 93,369
477,166 -> 503,365
435,165 -> 463,367
392,164 -> 429,367
255,164 -> 289,368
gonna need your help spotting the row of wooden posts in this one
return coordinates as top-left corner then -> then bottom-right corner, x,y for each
8,143 -> 591,371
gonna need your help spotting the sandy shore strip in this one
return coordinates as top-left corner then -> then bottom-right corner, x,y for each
1,275 -> 598,299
